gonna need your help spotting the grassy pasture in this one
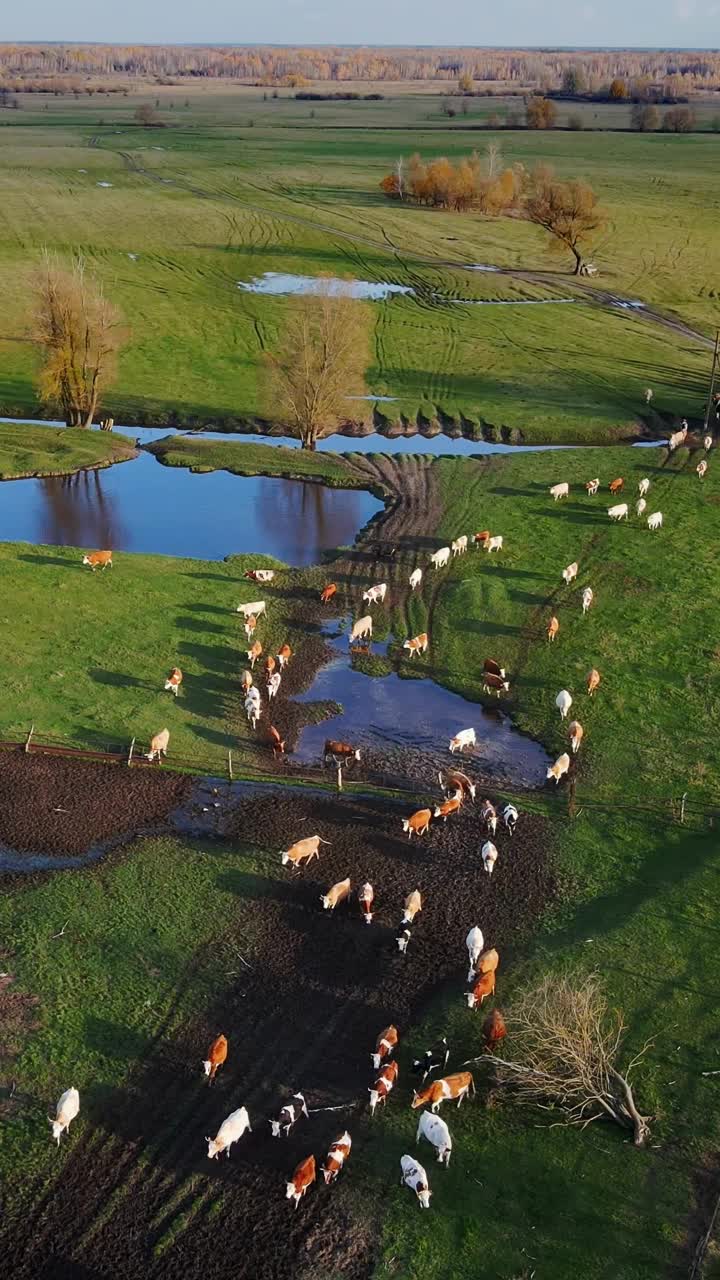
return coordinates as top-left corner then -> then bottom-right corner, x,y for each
0,423 -> 136,479
0,92 -> 716,440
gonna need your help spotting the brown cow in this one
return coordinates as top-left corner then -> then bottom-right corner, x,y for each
482,1008 -> 507,1054
203,1034 -> 228,1083
247,641 -> 263,669
369,1060 -> 399,1116
372,1025 -> 398,1070
547,615 -> 559,643
466,970 -> 496,1009
473,531 -> 490,547
320,583 -> 337,605
412,1072 -> 475,1113
286,1155 -> 316,1209
322,1132 -> 352,1184
82,550 -> 113,571
277,644 -> 292,669
609,477 -> 624,495
433,796 -> 462,822
267,725 -> 286,756
587,668 -> 601,697
402,809 -> 432,839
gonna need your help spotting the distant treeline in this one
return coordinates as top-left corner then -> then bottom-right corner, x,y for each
294,91 -> 384,101
1,44 -> 720,93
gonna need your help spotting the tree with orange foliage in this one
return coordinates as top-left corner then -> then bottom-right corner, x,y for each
526,96 -> 557,129
525,169 -> 605,274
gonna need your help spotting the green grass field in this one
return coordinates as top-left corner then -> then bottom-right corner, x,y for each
0,89 -> 717,441
0,424 -> 136,478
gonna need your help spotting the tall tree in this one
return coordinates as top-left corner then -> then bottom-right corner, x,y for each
526,96 -> 557,129
525,170 -> 605,274
265,283 -> 370,449
33,254 -> 125,427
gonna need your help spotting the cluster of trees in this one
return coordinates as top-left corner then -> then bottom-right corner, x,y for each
380,151 -> 524,213
1,43 -> 720,91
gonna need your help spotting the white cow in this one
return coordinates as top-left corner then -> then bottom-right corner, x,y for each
586,478 -> 600,496
638,478 -> 650,497
705,435 -> 713,452
416,1111 -> 452,1166
486,536 -> 503,553
482,841 -> 498,875
451,536 -> 468,556
146,728 -> 170,762
245,689 -> 261,727
556,689 -> 573,720
409,568 -> 423,590
49,1087 -> 80,1146
236,600 -> 266,619
400,1155 -> 432,1209
697,460 -> 708,480
466,925 -> 484,981
430,547 -> 451,569
581,587 -> 594,616
647,511 -> 663,531
502,803 -> 518,834
362,582 -> 388,605
350,615 -> 373,644
268,672 -> 282,700
449,728 -> 476,754
550,482 -> 569,501
636,498 -> 647,518
562,561 -> 579,585
608,503 -> 629,521
206,1107 -> 252,1159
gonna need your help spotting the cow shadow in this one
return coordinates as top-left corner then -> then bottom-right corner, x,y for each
84,1015 -> 150,1062
175,617 -> 228,637
180,602 -> 231,616
177,641 -> 238,673
17,552 -> 76,568
89,668 -> 149,690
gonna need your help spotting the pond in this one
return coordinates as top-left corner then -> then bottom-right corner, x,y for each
237,273 -> 413,299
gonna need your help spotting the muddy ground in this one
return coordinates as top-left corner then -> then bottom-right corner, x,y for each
0,784 -> 556,1280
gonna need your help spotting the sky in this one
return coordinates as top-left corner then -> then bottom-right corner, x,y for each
4,0 -> 720,48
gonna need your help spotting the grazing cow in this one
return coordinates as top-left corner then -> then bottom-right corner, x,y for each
409,568 -> 423,591
451,535 -> 468,556
203,1034 -> 228,1084
636,498 -> 647,518
568,720 -> 584,754
416,1111 -> 452,1166
404,632 -> 429,658
363,582 -> 388,605
321,877 -> 351,912
647,511 -> 663,530
705,435 -> 713,452
547,752 -> 571,785
396,925 -> 413,954
244,569 -> 275,583
482,841 -> 498,875
585,478 -> 600,496
268,672 -> 282,700
358,882 -> 374,924
608,503 -> 629,521
402,889 -> 423,926
644,387 -> 653,404
236,600 -> 266,619
400,1155 -> 432,1209
556,689 -> 573,720
466,969 -> 496,1009
264,655 -> 276,678
164,667 -> 183,697
503,803 -> 519,835
430,546 -> 451,569
434,796 -> 462,822
466,926 -> 484,978
638,478 -> 650,497
270,1093 -> 308,1138
550,482 -> 569,502
480,799 -> 497,836
286,1155 -> 316,1210
324,739 -> 361,763
450,728 -> 476,754
277,644 -> 292,669
438,770 -> 476,803
350,615 -> 373,644
402,808 -> 432,839
372,1025 -> 399,1071
697,460 -> 708,480
206,1107 -> 251,1159
482,1008 -> 507,1054
486,535 -> 503,553
49,1087 -> 80,1145
267,725 -> 286,756
280,835 -> 330,869
244,615 -> 257,642
483,673 -> 509,697
473,531 -> 490,547
582,587 -> 594,616
369,1060 -> 399,1115
241,670 -> 253,693
411,1072 -> 475,1113
609,477 -> 624,495
483,658 -> 506,680
547,615 -> 559,643
146,729 -> 169,762
322,1132 -> 352,1184
563,561 -> 579,586
587,668 -> 601,696
320,583 -> 337,605
247,642 -> 262,669
412,1038 -> 450,1082
472,947 -> 499,978
82,550 -> 112,571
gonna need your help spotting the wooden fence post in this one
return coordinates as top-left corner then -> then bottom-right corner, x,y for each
337,763 -> 343,793
228,750 -> 233,782
127,737 -> 135,766
24,724 -> 34,754
680,791 -> 687,825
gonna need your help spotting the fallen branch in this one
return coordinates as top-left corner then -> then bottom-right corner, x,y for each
307,1102 -> 355,1114
50,921 -> 69,939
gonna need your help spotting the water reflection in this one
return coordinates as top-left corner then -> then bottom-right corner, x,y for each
38,470 -> 126,551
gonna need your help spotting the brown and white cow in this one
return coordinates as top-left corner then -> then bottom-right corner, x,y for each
587,668 -> 601,697
320,583 -> 337,605
244,614 -> 257,642
411,1073 -> 475,1113
244,569 -> 275,583
403,632 -> 428,658
466,969 -> 496,1009
266,725 -> 286,756
483,658 -> 506,680
401,890 -> 423,926
438,770 -> 476,803
371,1024 -> 398,1070
483,672 -> 510,697
277,644 -> 292,669
241,670 -> 253,693
320,877 -> 351,912
247,642 -> 263,669
82,550 -> 113,571
473,531 -> 490,547
280,834 -> 330,869
402,809 -> 432,839
322,1132 -> 352,1184
164,667 -> 183,697
369,1060 -> 399,1116
324,739 -> 361,763
568,720 -> 584,754
547,615 -> 559,643
286,1155 -> 316,1210
433,796 -> 462,822
202,1034 -> 228,1083
358,882 -> 374,924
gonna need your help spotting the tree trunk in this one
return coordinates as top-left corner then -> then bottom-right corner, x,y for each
572,248 -> 583,275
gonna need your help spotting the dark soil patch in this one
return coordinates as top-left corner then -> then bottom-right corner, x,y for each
0,750 -> 190,860
0,787 -> 557,1280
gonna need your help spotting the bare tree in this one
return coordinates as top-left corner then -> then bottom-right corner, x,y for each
485,141 -> 502,177
482,973 -> 652,1146
134,102 -> 161,127
265,282 -> 370,449
33,253 -> 125,428
394,156 -> 404,200
525,169 -> 605,274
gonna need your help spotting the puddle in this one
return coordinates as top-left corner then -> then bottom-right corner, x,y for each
293,623 -> 550,785
237,273 -> 414,299
454,297 -> 576,307
96,181 -> 113,188
467,264 -> 500,272
346,395 -> 398,403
